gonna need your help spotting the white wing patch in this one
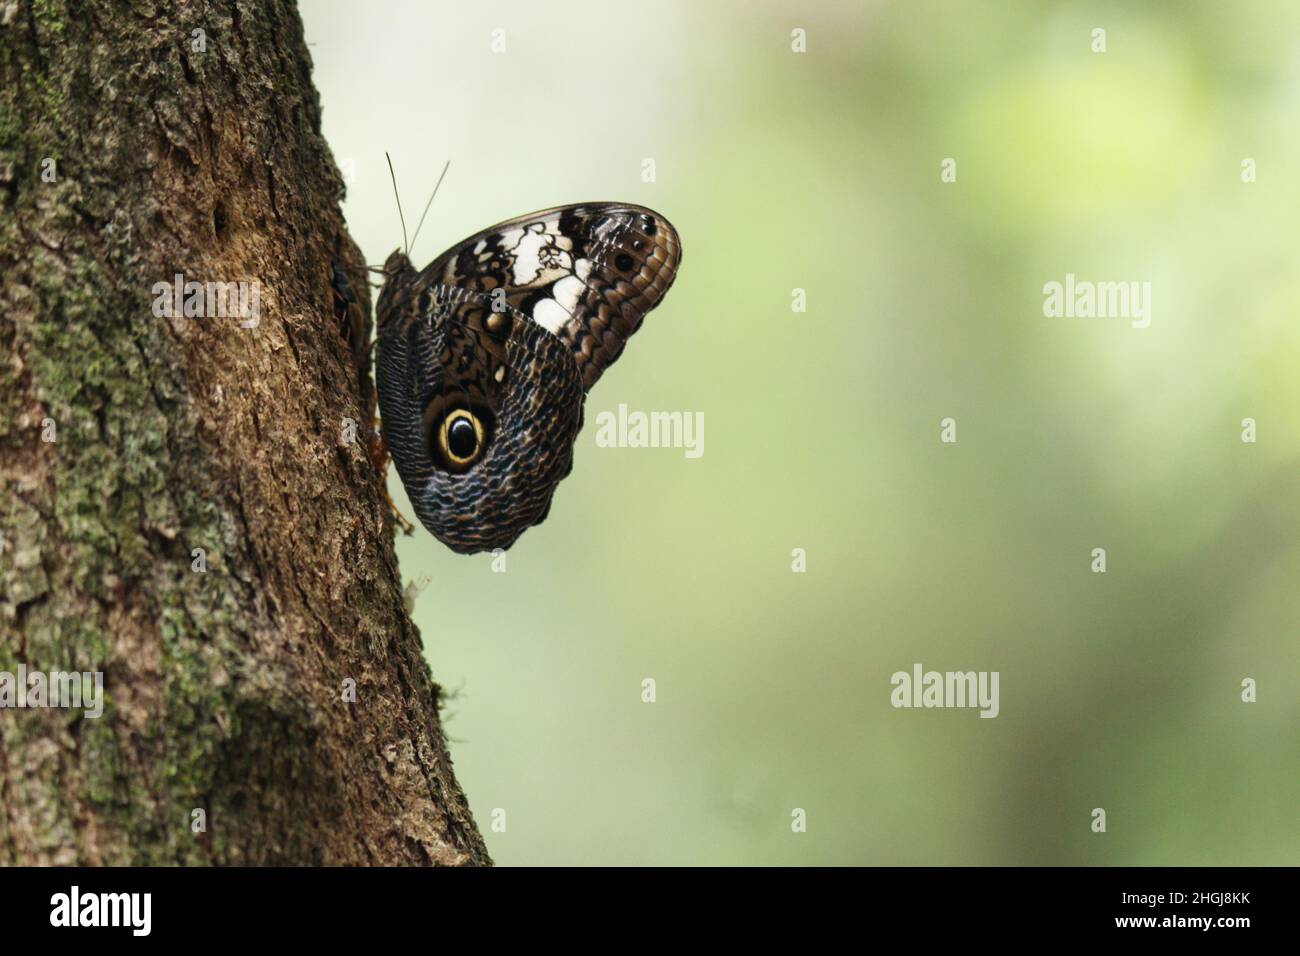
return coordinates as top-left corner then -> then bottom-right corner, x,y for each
552,275 -> 584,314
441,215 -> 599,337
511,226 -> 549,285
531,297 -> 570,335
504,222 -> 574,288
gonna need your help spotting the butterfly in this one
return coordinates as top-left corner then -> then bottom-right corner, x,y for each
374,166 -> 681,554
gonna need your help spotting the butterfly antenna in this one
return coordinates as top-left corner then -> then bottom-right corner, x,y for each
386,152 -> 409,256
409,160 -> 451,257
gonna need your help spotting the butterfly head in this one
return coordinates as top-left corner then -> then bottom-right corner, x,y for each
381,249 -> 413,277
375,250 -> 418,336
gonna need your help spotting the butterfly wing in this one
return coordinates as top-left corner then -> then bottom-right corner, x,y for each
419,203 -> 681,390
374,203 -> 681,553
375,274 -> 584,553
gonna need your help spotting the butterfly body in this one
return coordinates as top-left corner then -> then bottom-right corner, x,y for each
375,203 -> 681,553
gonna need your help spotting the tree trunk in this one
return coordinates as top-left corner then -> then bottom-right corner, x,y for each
0,0 -> 489,865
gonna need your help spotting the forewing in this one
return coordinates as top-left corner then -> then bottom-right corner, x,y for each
420,203 -> 681,390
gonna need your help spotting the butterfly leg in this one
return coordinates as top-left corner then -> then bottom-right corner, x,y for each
368,420 -> 416,535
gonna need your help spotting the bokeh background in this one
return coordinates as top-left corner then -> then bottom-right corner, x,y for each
301,0 -> 1299,865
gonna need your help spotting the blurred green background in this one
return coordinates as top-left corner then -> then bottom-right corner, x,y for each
301,0 -> 1299,865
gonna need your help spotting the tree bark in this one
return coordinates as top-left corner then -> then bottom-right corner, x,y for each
0,0 -> 489,865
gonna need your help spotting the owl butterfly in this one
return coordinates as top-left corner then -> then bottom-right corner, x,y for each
375,186 -> 681,554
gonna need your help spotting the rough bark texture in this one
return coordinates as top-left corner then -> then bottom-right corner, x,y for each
0,0 -> 490,865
